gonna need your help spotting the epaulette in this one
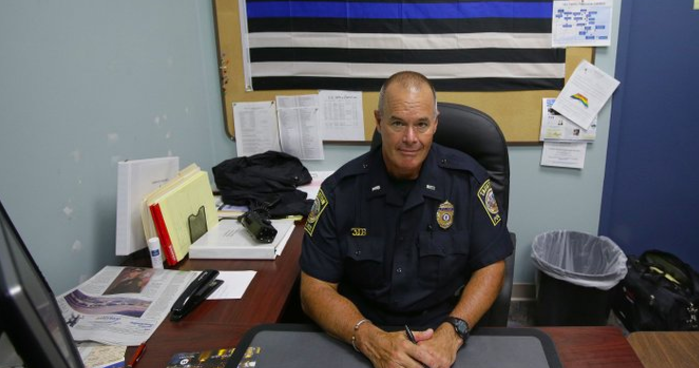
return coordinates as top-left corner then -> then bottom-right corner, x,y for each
321,150 -> 371,190
435,145 -> 489,184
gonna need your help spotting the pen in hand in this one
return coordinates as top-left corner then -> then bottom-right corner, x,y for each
404,325 -> 418,344
127,342 -> 147,368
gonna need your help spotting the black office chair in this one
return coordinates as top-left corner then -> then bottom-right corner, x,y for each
371,102 -> 516,327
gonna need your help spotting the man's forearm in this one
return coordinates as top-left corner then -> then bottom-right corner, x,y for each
300,272 -> 368,344
449,260 -> 506,328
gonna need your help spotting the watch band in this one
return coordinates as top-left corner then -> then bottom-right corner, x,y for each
443,316 -> 470,342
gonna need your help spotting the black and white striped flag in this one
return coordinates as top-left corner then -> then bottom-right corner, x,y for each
243,0 -> 565,91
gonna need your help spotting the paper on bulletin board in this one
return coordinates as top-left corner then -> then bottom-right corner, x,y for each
541,141 -> 587,169
318,90 -> 365,141
275,95 -> 325,160
540,98 -> 597,142
552,0 -> 614,48
552,60 -> 619,130
233,101 -> 281,157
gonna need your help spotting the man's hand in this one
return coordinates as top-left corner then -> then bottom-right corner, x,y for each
356,326 -> 440,368
411,323 -> 463,368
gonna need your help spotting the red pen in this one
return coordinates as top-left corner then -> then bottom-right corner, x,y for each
127,342 -> 147,368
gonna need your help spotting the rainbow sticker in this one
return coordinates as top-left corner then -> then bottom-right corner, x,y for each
571,93 -> 589,108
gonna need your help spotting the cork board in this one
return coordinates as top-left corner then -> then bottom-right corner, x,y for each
214,0 -> 594,144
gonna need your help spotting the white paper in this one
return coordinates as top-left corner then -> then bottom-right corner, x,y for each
298,171 -> 334,200
56,266 -> 198,346
276,95 -> 325,160
207,271 -> 257,300
552,0 -> 613,48
318,90 -> 365,141
541,141 -> 587,169
552,60 -> 619,130
540,98 -> 597,142
233,101 -> 281,157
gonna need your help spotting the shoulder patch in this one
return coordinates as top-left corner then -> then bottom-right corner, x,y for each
304,189 -> 329,236
477,179 -> 502,226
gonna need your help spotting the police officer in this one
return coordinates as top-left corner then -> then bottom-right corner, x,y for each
300,71 -> 513,368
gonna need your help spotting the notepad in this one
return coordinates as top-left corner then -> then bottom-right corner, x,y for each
142,164 -> 218,266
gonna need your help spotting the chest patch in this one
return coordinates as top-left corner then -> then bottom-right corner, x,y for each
477,179 -> 501,226
304,189 -> 328,236
436,200 -> 454,229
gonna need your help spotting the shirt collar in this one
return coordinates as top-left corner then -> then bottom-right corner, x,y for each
365,145 -> 445,208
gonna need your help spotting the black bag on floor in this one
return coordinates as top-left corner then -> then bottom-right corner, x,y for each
611,250 -> 699,331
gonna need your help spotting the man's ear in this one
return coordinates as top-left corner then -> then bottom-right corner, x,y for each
433,111 -> 440,134
374,110 -> 383,134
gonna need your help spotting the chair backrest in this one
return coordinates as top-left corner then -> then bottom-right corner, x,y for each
371,102 -> 514,327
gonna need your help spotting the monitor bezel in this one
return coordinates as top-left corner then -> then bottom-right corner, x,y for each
0,200 -> 84,368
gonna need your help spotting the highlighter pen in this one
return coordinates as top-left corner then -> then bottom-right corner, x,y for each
404,325 -> 418,344
127,342 -> 147,368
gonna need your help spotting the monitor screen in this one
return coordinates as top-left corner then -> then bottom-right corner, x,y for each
0,200 -> 84,368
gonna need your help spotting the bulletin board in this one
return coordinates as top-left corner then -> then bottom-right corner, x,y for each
213,0 -> 594,144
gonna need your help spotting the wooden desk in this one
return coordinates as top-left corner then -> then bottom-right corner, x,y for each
125,223 -> 305,367
627,331 -> 699,368
126,224 -> 644,368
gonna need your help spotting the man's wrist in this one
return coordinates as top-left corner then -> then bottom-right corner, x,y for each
443,316 -> 470,344
351,318 -> 372,352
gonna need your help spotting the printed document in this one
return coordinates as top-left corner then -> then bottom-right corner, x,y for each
319,90 -> 365,141
233,101 -> 281,157
276,95 -> 325,160
552,60 -> 619,130
541,142 -> 587,169
56,266 -> 198,346
552,0 -> 613,48
540,98 -> 597,142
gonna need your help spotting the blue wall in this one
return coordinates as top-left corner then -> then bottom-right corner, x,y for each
0,0 -> 621,294
600,1 -> 699,268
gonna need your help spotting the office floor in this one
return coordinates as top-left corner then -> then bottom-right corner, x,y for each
508,300 -> 628,333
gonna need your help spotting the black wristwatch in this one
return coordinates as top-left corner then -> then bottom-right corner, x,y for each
443,316 -> 470,343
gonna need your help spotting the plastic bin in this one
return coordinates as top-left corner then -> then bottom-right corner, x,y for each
531,230 -> 627,326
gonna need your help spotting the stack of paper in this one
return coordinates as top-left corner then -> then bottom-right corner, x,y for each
141,164 -> 218,266
189,219 -> 296,260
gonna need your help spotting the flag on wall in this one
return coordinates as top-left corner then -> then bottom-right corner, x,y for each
242,0 -> 565,91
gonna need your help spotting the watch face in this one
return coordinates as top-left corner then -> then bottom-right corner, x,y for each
454,319 -> 468,335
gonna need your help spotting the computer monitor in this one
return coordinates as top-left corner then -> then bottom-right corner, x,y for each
0,200 -> 84,368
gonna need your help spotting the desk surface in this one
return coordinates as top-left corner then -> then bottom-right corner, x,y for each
126,223 -> 643,368
627,331 -> 699,368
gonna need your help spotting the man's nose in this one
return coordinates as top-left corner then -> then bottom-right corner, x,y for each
402,125 -> 418,142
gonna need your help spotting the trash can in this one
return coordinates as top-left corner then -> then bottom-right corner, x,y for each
531,230 -> 627,326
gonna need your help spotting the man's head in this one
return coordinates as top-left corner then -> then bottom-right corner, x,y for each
375,71 -> 438,180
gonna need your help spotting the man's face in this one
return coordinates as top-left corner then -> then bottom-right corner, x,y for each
375,83 -> 438,180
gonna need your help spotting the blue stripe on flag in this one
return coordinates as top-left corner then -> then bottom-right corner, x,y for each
246,1 -> 553,19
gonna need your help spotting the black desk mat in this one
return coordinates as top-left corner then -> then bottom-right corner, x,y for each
227,324 -> 562,368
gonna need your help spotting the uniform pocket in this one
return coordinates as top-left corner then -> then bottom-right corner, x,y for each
417,230 -> 469,286
344,237 -> 384,289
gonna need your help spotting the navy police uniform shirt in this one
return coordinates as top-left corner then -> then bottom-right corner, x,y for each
300,143 -> 513,329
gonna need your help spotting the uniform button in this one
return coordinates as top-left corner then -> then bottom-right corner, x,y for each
355,250 -> 361,256
363,163 -> 368,169
396,267 -> 403,274
441,159 -> 447,164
